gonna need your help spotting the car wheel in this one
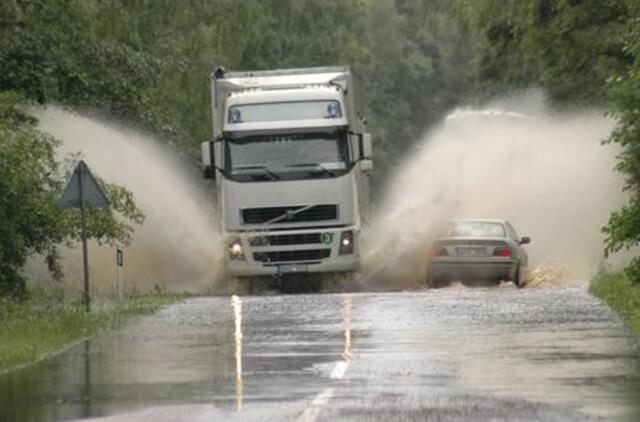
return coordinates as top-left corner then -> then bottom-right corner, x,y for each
514,264 -> 526,288
425,271 -> 434,288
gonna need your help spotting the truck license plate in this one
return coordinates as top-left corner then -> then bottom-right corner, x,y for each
277,264 -> 309,273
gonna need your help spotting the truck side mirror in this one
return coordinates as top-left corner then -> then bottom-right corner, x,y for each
201,140 -> 216,180
360,159 -> 373,172
360,133 -> 372,160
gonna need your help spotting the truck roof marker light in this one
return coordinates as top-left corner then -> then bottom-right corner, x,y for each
327,102 -> 340,118
230,108 -> 242,123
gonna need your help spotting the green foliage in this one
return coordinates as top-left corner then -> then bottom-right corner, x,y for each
590,266 -> 640,331
603,1 -> 640,283
0,93 -> 144,297
0,284 -> 185,371
452,0 -> 629,105
1,0 -> 471,178
0,0 -> 171,134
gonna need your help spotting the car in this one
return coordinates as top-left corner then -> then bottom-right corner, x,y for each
426,219 -> 530,287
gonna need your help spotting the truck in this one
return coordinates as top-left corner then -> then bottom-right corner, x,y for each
201,66 -> 372,278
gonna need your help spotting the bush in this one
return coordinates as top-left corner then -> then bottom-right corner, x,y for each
590,266 -> 640,331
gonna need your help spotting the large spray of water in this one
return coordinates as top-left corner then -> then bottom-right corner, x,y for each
365,94 -> 623,287
29,94 -> 623,293
35,107 -> 224,292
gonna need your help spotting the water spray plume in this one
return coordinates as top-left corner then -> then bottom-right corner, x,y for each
365,94 -> 624,288
36,107 -> 224,292
29,94 -> 623,293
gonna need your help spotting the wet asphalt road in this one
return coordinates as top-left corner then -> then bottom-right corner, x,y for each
1,283 -> 639,421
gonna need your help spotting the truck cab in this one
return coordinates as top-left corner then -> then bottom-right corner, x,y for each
202,66 -> 372,277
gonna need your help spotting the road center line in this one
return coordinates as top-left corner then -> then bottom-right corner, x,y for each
300,297 -> 353,422
300,387 -> 335,422
299,359 -> 350,422
311,387 -> 335,406
330,360 -> 349,379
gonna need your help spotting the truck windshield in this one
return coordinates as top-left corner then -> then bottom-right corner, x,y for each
225,131 -> 350,182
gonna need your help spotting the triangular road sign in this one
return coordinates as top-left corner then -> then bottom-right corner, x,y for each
59,160 -> 110,209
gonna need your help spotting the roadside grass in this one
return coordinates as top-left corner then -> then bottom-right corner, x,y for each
590,266 -> 640,332
0,286 -> 185,372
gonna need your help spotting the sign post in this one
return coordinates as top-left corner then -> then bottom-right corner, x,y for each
59,161 -> 110,312
116,248 -> 124,304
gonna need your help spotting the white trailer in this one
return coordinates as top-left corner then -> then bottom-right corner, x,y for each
202,66 -> 372,277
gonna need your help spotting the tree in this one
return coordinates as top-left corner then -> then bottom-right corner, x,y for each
603,1 -> 640,283
0,0 -> 176,141
452,0 -> 628,105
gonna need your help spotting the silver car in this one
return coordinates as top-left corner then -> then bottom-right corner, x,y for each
426,219 -> 530,287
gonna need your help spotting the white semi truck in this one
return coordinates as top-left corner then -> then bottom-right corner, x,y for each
202,66 -> 372,277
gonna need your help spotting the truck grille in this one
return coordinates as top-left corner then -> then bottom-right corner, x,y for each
242,205 -> 337,224
249,233 -> 322,246
253,249 -> 331,263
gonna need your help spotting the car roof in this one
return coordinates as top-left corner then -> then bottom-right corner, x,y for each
438,219 -> 509,241
449,219 -> 506,224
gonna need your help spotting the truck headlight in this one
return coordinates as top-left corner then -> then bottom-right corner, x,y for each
339,230 -> 354,255
228,239 -> 245,260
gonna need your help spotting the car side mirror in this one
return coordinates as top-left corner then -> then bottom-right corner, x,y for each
360,159 -> 373,172
519,236 -> 531,245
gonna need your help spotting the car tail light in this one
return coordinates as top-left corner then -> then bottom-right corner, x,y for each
493,247 -> 512,257
429,246 -> 448,257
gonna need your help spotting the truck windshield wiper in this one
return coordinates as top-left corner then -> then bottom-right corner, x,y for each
265,204 -> 316,225
233,165 -> 280,180
287,163 -> 336,177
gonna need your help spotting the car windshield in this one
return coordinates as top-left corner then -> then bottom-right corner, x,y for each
225,131 -> 349,181
448,221 -> 506,238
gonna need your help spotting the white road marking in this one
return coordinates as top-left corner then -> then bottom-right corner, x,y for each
299,359 -> 350,422
329,360 -> 349,379
300,296 -> 353,422
300,388 -> 335,422
311,387 -> 335,406
300,404 -> 321,422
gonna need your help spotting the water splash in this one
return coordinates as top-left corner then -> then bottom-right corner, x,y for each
365,94 -> 623,287
35,107 -> 224,292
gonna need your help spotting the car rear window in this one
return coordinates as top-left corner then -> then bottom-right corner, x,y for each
448,222 -> 506,238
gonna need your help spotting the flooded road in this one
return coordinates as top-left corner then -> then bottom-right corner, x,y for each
1,284 -> 639,421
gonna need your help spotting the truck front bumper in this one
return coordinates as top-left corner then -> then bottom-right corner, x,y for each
225,226 -> 361,277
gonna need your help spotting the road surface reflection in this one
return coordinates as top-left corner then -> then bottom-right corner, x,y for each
342,296 -> 352,361
231,295 -> 243,411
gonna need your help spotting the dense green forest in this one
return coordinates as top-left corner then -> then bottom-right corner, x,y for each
1,0 -> 640,293
0,0 -> 470,174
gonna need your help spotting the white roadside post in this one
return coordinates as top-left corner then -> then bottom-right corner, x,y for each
116,248 -> 124,303
58,160 -> 110,312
